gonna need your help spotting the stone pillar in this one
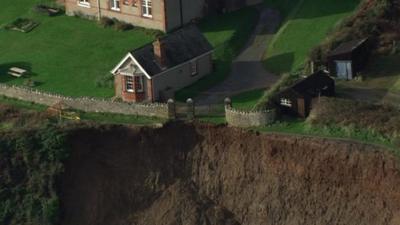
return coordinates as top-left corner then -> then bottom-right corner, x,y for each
186,98 -> 195,120
167,99 -> 176,120
224,97 -> 232,109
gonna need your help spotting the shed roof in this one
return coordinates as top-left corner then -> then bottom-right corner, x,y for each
131,25 -> 213,77
285,70 -> 334,97
328,38 -> 368,56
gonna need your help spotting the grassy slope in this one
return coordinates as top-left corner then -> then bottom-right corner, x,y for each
338,55 -> 400,93
231,89 -> 265,110
175,8 -> 258,101
0,0 -> 153,98
263,0 -> 360,74
257,118 -> 396,150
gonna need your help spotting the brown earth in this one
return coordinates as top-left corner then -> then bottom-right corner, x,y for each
60,122 -> 400,225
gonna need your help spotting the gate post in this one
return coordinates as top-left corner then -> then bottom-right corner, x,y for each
186,98 -> 195,120
224,97 -> 232,109
167,99 -> 176,120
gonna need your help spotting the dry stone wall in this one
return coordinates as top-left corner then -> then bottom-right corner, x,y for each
225,106 -> 276,127
0,84 -> 173,119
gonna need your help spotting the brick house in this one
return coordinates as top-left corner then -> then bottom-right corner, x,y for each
111,25 -> 213,103
65,0 -> 262,32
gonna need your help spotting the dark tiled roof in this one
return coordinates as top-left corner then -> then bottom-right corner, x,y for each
131,25 -> 213,76
328,38 -> 368,56
290,71 -> 334,97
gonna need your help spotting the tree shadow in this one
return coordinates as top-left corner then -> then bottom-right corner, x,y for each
263,52 -> 295,74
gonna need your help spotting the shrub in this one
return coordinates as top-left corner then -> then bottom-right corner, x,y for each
95,73 -> 114,88
308,97 -> 400,139
99,17 -> 115,28
114,20 -> 134,31
23,79 -> 37,87
309,0 -> 400,65
0,124 -> 67,225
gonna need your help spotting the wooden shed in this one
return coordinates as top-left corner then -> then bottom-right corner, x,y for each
327,38 -> 369,80
274,71 -> 335,118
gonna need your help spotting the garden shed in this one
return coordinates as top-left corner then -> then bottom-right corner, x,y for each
327,38 -> 369,80
275,71 -> 335,118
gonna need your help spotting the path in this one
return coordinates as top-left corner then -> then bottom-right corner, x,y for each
195,7 -> 281,105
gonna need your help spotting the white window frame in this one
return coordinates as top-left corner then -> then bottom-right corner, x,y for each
142,0 -> 152,18
125,76 -> 134,93
280,98 -> 292,107
78,0 -> 91,8
190,60 -> 198,76
110,0 -> 121,11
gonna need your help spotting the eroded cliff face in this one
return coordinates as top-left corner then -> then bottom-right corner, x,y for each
61,123 -> 400,225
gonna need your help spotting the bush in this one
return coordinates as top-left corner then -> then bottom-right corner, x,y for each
23,79 -> 37,87
95,73 -> 114,88
310,0 -> 400,65
0,124 -> 68,225
114,20 -> 134,31
307,97 -> 400,139
99,17 -> 115,28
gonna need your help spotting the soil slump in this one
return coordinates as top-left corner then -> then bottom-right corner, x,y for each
61,123 -> 400,225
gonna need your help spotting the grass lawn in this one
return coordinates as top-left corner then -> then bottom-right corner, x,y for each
175,8 -> 259,101
231,89 -> 265,110
263,0 -> 301,19
263,0 -> 360,74
0,0 -> 154,98
256,118 -> 397,151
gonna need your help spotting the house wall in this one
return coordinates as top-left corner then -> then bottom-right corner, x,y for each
152,53 -> 213,100
65,0 -> 166,31
115,74 -> 151,103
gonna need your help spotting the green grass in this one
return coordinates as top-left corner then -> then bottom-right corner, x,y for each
79,111 -> 165,125
175,8 -> 258,101
197,115 -> 227,125
231,89 -> 265,110
263,0 -> 301,19
256,118 -> 397,150
263,0 -> 360,74
0,0 -> 154,98
0,95 -> 47,111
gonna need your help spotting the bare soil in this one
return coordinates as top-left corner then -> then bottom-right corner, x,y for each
60,122 -> 400,225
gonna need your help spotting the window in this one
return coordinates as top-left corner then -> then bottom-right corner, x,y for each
111,0 -> 121,11
142,0 -> 152,18
125,76 -> 144,93
125,76 -> 134,92
190,60 -> 198,76
123,0 -> 137,6
280,98 -> 292,107
78,0 -> 90,8
135,76 -> 144,92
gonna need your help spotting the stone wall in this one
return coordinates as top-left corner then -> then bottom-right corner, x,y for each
225,106 -> 276,128
0,84 -> 174,119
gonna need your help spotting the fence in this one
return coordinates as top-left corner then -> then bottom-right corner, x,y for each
0,84 -> 174,119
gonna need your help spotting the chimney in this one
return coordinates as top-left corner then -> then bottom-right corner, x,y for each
153,38 -> 167,67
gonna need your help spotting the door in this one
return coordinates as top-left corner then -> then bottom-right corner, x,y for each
335,61 -> 353,80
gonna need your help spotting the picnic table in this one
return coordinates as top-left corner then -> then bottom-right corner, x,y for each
8,67 -> 27,77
